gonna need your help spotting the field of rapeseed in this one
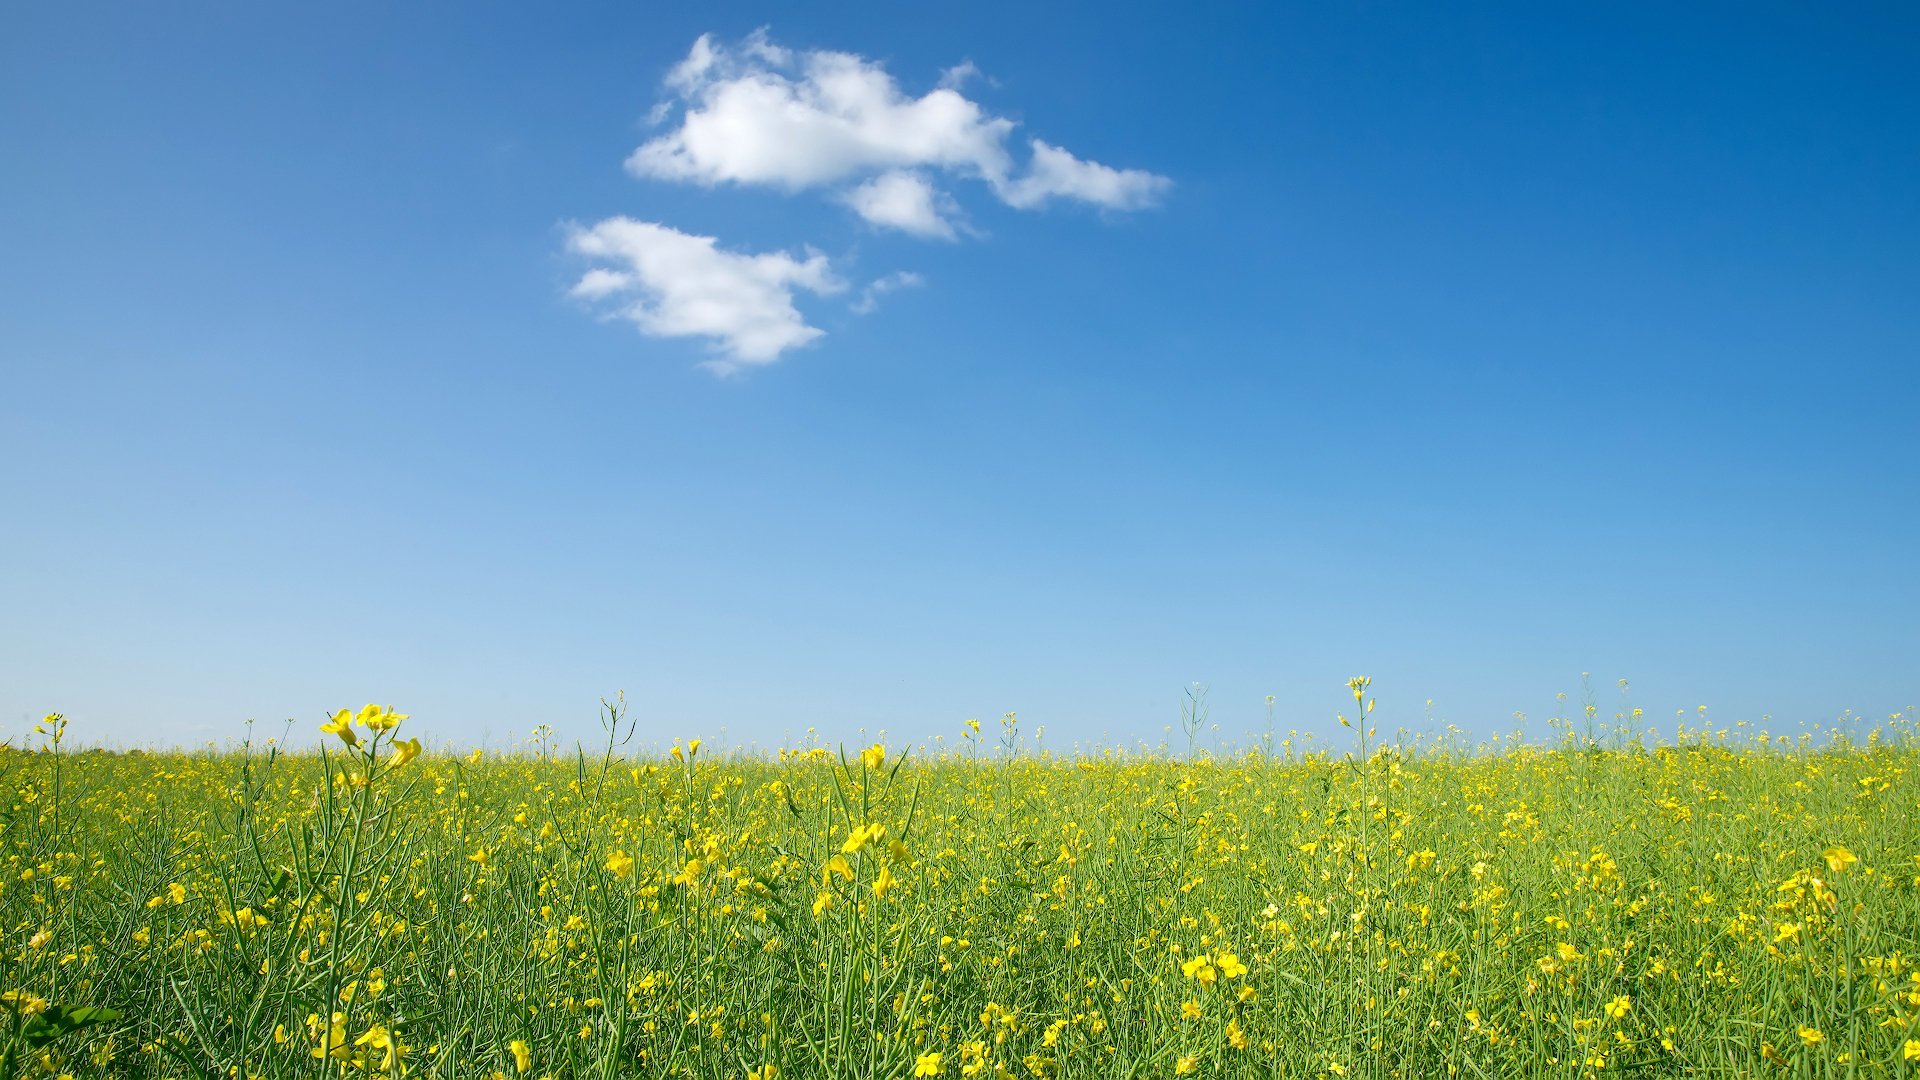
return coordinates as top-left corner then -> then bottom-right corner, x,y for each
3,687 -> 1918,1079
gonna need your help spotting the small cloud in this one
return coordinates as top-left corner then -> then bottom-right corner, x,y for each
631,32 -> 1168,222
997,139 -> 1172,211
840,171 -> 961,239
566,217 -> 844,372
938,60 -> 985,91
851,270 -> 926,315
571,267 -> 631,299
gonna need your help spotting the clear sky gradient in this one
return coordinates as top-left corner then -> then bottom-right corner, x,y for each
3,3 -> 1915,750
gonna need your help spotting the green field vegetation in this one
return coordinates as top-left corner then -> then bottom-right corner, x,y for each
3,691 -> 1918,1078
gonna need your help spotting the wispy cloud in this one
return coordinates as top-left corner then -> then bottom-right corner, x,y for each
937,60 -> 986,92
566,218 -> 843,374
852,270 -> 926,315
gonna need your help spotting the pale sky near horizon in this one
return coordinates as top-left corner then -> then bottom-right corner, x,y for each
2,3 -> 1916,751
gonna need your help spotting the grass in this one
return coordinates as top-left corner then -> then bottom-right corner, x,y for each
2,691 -> 1918,1078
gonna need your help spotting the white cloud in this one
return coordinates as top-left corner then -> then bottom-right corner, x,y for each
840,170 -> 961,239
566,217 -> 844,371
562,33 -> 1168,370
631,32 -> 1169,223
851,270 -> 926,314
998,139 -> 1173,211
938,60 -> 984,91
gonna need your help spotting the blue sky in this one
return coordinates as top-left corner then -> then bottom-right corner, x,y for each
2,3 -> 1915,751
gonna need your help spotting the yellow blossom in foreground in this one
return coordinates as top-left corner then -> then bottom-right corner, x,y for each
1821,846 -> 1858,873
311,1012 -> 351,1061
357,703 -> 408,731
509,1038 -> 532,1073
913,1051 -> 943,1076
861,743 -> 886,770
390,737 -> 422,768
320,710 -> 359,747
355,1024 -> 402,1071
605,850 -> 635,879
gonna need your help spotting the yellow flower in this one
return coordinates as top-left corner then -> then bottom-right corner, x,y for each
355,1024 -> 402,1071
841,823 -> 885,855
321,710 -> 359,747
1175,1052 -> 1199,1075
1821,846 -> 1858,874
509,1038 -> 532,1074
310,1012 -> 351,1061
1181,954 -> 1218,986
1217,952 -> 1247,979
606,851 -> 635,879
1604,995 -> 1631,1020
390,737 -> 422,768
1,991 -> 49,1016
358,703 -> 408,732
747,1067 -> 780,1080
872,864 -> 898,898
965,718 -> 980,734
1180,999 -> 1202,1019
1797,1026 -> 1824,1048
1904,1039 -> 1920,1062
860,743 -> 886,770
913,1051 -> 944,1076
